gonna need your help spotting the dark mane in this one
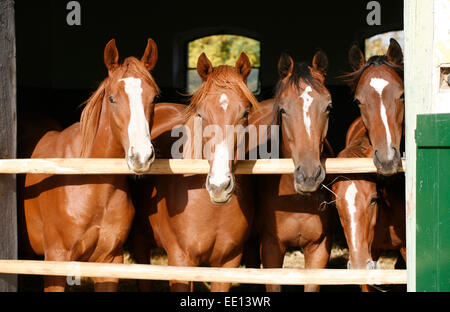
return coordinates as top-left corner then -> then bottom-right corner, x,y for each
274,62 -> 325,98
341,55 -> 404,91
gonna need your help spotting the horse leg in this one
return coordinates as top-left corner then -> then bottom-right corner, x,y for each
43,249 -> 69,292
210,252 -> 243,292
131,228 -> 153,292
93,254 -> 123,292
167,248 -> 198,292
303,237 -> 331,292
260,235 -> 285,292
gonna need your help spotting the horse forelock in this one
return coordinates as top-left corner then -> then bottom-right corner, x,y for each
184,66 -> 258,122
272,63 -> 328,130
341,56 -> 404,92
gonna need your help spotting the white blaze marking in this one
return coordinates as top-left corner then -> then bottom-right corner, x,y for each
119,77 -> 152,163
369,77 -> 393,160
219,93 -> 229,111
300,86 -> 313,138
345,182 -> 358,251
209,141 -> 230,186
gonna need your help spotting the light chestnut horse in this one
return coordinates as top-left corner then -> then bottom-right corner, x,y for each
249,51 -> 335,292
23,38 -> 159,291
332,117 -> 406,292
132,52 -> 258,292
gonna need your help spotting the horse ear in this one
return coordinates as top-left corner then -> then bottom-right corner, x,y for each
386,38 -> 403,66
104,39 -> 119,73
141,38 -> 158,71
197,53 -> 213,81
235,52 -> 252,82
348,42 -> 365,71
312,49 -> 328,75
278,52 -> 294,80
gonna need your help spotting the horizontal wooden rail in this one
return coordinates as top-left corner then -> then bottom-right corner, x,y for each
0,260 -> 406,285
0,158 -> 405,175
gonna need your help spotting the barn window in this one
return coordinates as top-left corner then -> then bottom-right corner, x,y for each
365,30 -> 404,59
187,34 -> 261,94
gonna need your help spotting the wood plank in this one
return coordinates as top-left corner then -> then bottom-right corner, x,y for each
0,158 -> 406,175
404,0 -> 435,292
0,0 -> 17,292
0,260 -> 407,285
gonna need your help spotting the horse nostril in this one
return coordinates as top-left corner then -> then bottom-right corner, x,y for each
224,176 -> 233,191
314,165 -> 323,180
148,147 -> 155,160
295,166 -> 305,183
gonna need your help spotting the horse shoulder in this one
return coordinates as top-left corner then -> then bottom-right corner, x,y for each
345,117 -> 367,147
152,102 -> 186,139
31,122 -> 82,158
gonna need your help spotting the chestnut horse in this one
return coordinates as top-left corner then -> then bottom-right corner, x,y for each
331,39 -> 406,291
344,38 -> 404,176
23,38 -> 159,292
332,117 -> 406,292
132,52 -> 258,291
250,51 -> 335,292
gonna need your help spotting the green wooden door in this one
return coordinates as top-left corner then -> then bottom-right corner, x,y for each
416,113 -> 450,291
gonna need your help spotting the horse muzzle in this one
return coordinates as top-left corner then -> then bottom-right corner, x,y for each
126,145 -> 155,173
293,164 -> 325,194
206,173 -> 235,204
373,147 -> 401,176
347,260 -> 377,270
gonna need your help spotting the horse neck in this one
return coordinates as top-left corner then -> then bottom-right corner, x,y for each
88,99 -> 125,158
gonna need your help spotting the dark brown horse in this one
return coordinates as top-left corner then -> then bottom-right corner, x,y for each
332,117 -> 406,292
344,38 -> 404,176
23,38 -> 159,291
250,51 -> 335,292
132,52 -> 258,291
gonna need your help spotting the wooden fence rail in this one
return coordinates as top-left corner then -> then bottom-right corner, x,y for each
0,158 -> 405,175
0,158 -> 407,287
0,260 -> 407,285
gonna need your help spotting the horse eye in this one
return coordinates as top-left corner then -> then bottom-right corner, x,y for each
108,95 -> 116,103
354,98 -> 361,105
325,103 -> 333,113
400,93 -> 404,100
196,113 -> 202,118
242,110 -> 250,119
279,108 -> 286,115
370,196 -> 378,205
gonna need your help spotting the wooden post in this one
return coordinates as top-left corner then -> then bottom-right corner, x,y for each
0,0 -> 17,292
404,0 -> 436,292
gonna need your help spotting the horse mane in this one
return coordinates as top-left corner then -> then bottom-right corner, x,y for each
79,57 -> 160,157
184,65 -> 259,122
340,55 -> 404,92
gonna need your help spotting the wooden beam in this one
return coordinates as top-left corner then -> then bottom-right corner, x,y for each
0,158 -> 406,175
0,260 -> 407,285
0,0 -> 17,292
